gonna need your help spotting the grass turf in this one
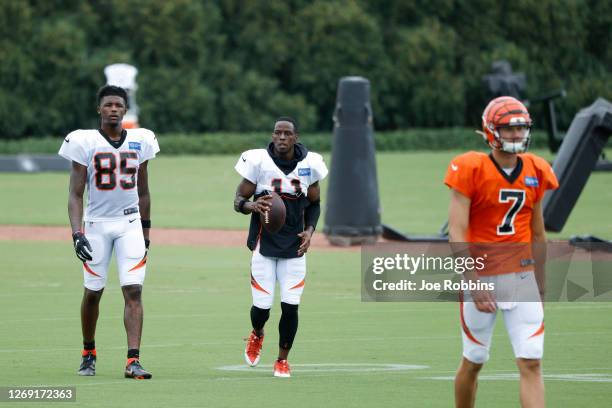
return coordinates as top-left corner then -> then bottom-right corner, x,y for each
1,149 -> 611,406
0,150 -> 611,238
0,241 -> 611,407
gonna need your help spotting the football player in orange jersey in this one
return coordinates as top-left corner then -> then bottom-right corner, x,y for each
445,96 -> 559,408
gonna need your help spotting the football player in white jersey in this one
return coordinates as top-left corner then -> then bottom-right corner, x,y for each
234,117 -> 328,378
58,85 -> 159,379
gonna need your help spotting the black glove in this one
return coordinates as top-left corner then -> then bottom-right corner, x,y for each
72,231 -> 93,262
144,239 -> 150,249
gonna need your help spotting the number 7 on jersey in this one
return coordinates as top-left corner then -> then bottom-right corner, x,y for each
497,189 -> 525,235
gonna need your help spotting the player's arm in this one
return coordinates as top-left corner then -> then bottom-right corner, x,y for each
297,182 -> 321,256
68,161 -> 92,262
448,189 -> 470,243
448,189 -> 496,312
531,200 -> 547,302
68,162 -> 87,233
137,161 -> 151,248
448,189 -> 474,279
234,178 -> 272,214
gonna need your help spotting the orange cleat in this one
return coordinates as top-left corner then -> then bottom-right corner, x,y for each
273,359 -> 291,378
244,330 -> 264,367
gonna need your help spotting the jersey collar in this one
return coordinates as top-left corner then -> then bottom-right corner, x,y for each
488,153 -> 523,184
267,142 -> 308,175
98,128 -> 127,149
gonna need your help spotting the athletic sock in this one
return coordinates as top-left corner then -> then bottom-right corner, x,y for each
278,302 -> 299,351
250,305 -> 270,335
83,341 -> 95,352
127,349 -> 139,359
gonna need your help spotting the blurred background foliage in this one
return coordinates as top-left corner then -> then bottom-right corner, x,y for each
0,0 -> 609,138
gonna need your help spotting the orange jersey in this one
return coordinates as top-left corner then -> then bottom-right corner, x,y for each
444,151 -> 559,275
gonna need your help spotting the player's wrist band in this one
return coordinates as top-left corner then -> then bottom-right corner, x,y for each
238,199 -> 248,214
141,219 -> 151,228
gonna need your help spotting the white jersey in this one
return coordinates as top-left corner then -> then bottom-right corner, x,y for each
58,128 -> 159,221
235,148 -> 328,196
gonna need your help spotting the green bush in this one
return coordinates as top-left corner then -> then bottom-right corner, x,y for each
0,0 -> 609,138
0,128 -> 550,155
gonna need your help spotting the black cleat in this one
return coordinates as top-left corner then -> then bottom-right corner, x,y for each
124,359 -> 152,380
78,351 -> 96,376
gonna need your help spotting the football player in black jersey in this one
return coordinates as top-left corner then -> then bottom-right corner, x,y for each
233,117 -> 328,377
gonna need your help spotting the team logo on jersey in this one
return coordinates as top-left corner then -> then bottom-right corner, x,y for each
298,168 -> 311,176
128,142 -> 141,151
524,176 -> 539,187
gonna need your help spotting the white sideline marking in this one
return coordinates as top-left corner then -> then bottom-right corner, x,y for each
217,363 -> 429,373
422,373 -> 612,383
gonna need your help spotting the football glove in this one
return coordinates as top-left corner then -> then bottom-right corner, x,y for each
72,231 -> 93,262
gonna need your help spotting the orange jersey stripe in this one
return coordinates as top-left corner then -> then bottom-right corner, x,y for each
128,255 -> 147,272
250,274 -> 270,294
529,321 -> 545,338
83,263 -> 101,277
289,279 -> 305,290
459,297 -> 484,346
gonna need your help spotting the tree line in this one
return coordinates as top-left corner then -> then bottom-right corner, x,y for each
1,0 -> 609,138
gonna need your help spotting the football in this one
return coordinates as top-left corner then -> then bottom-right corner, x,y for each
260,191 -> 286,233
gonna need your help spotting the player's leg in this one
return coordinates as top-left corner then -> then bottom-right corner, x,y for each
455,358 -> 483,408
121,284 -> 151,379
79,288 -> 103,376
503,287 -> 545,408
115,219 -> 151,379
121,285 -> 144,354
277,255 -> 305,357
455,292 -> 497,407
78,221 -> 112,376
245,249 -> 276,366
250,305 -> 270,338
275,254 -> 306,377
516,358 -> 544,408
81,287 -> 104,343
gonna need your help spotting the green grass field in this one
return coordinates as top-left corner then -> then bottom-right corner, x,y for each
1,242 -> 611,407
1,150 -> 611,407
1,150 -> 611,237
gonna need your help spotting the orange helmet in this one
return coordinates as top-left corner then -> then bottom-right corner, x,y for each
481,96 -> 532,153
